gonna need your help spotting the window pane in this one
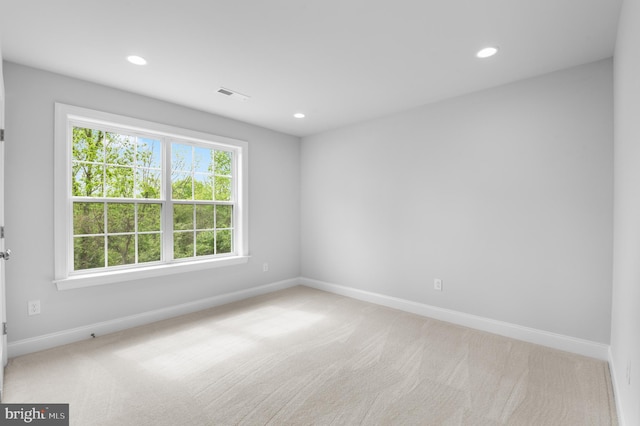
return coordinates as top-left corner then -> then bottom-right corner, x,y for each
73,202 -> 104,235
72,163 -> 104,197
105,132 -> 135,166
194,173 -> 213,200
105,166 -> 134,198
138,204 -> 161,232
72,127 -> 105,163
196,205 -> 214,229
214,176 -> 231,201
216,205 -> 232,229
136,168 -> 161,199
74,236 -> 105,270
172,143 -> 192,172
138,233 -> 161,263
196,231 -> 215,256
107,203 -> 135,233
137,137 -> 161,169
215,150 -> 232,175
107,235 -> 136,266
173,204 -> 194,230
174,232 -> 194,259
194,146 -> 213,173
216,230 -> 232,254
172,172 -> 193,200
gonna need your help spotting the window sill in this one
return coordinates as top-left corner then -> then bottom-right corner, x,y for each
53,256 -> 250,291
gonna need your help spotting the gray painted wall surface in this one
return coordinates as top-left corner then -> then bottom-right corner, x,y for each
3,62 -> 301,342
301,59 -> 613,343
611,0 -> 640,423
2,58 -> 617,351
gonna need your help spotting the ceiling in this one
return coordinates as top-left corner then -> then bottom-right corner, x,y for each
0,0 -> 622,137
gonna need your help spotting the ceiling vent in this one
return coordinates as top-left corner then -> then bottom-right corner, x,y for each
217,87 -> 250,101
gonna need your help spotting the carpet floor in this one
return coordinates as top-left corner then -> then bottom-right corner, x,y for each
3,286 -> 617,425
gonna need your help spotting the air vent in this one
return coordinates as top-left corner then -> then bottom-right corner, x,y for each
217,87 -> 250,101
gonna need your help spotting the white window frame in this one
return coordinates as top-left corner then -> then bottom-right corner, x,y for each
53,103 -> 249,290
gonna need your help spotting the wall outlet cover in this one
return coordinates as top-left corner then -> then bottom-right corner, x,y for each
434,279 -> 443,291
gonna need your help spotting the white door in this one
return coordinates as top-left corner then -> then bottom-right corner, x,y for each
0,57 -> 7,401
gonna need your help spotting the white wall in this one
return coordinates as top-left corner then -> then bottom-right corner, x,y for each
611,0 -> 640,423
301,59 -> 613,344
3,62 -> 300,343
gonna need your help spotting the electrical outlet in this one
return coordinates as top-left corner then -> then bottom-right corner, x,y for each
434,279 -> 443,291
28,300 -> 41,316
263,262 -> 269,272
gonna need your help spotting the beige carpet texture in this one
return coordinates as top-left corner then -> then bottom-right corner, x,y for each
4,286 -> 618,425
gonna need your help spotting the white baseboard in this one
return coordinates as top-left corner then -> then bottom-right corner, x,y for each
10,276 -> 610,362
300,277 -> 610,360
608,347 -> 627,426
8,278 -> 299,358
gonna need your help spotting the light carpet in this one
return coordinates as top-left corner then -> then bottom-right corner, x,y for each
3,286 -> 617,425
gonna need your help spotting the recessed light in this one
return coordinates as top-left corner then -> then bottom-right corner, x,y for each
293,113 -> 306,119
127,55 -> 147,65
476,47 -> 499,58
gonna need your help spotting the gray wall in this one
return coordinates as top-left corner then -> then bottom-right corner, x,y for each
301,59 -> 613,343
3,62 -> 301,342
2,57 -> 616,351
611,0 -> 640,423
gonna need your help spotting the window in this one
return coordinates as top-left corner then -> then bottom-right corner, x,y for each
54,104 -> 248,290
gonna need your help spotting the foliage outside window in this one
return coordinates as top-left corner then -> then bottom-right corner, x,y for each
54,104 -> 248,289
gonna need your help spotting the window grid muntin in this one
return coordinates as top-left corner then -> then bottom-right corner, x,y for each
169,140 -> 235,261
170,141 -> 234,203
71,126 -> 162,200
171,201 -> 235,260
72,200 -> 163,271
